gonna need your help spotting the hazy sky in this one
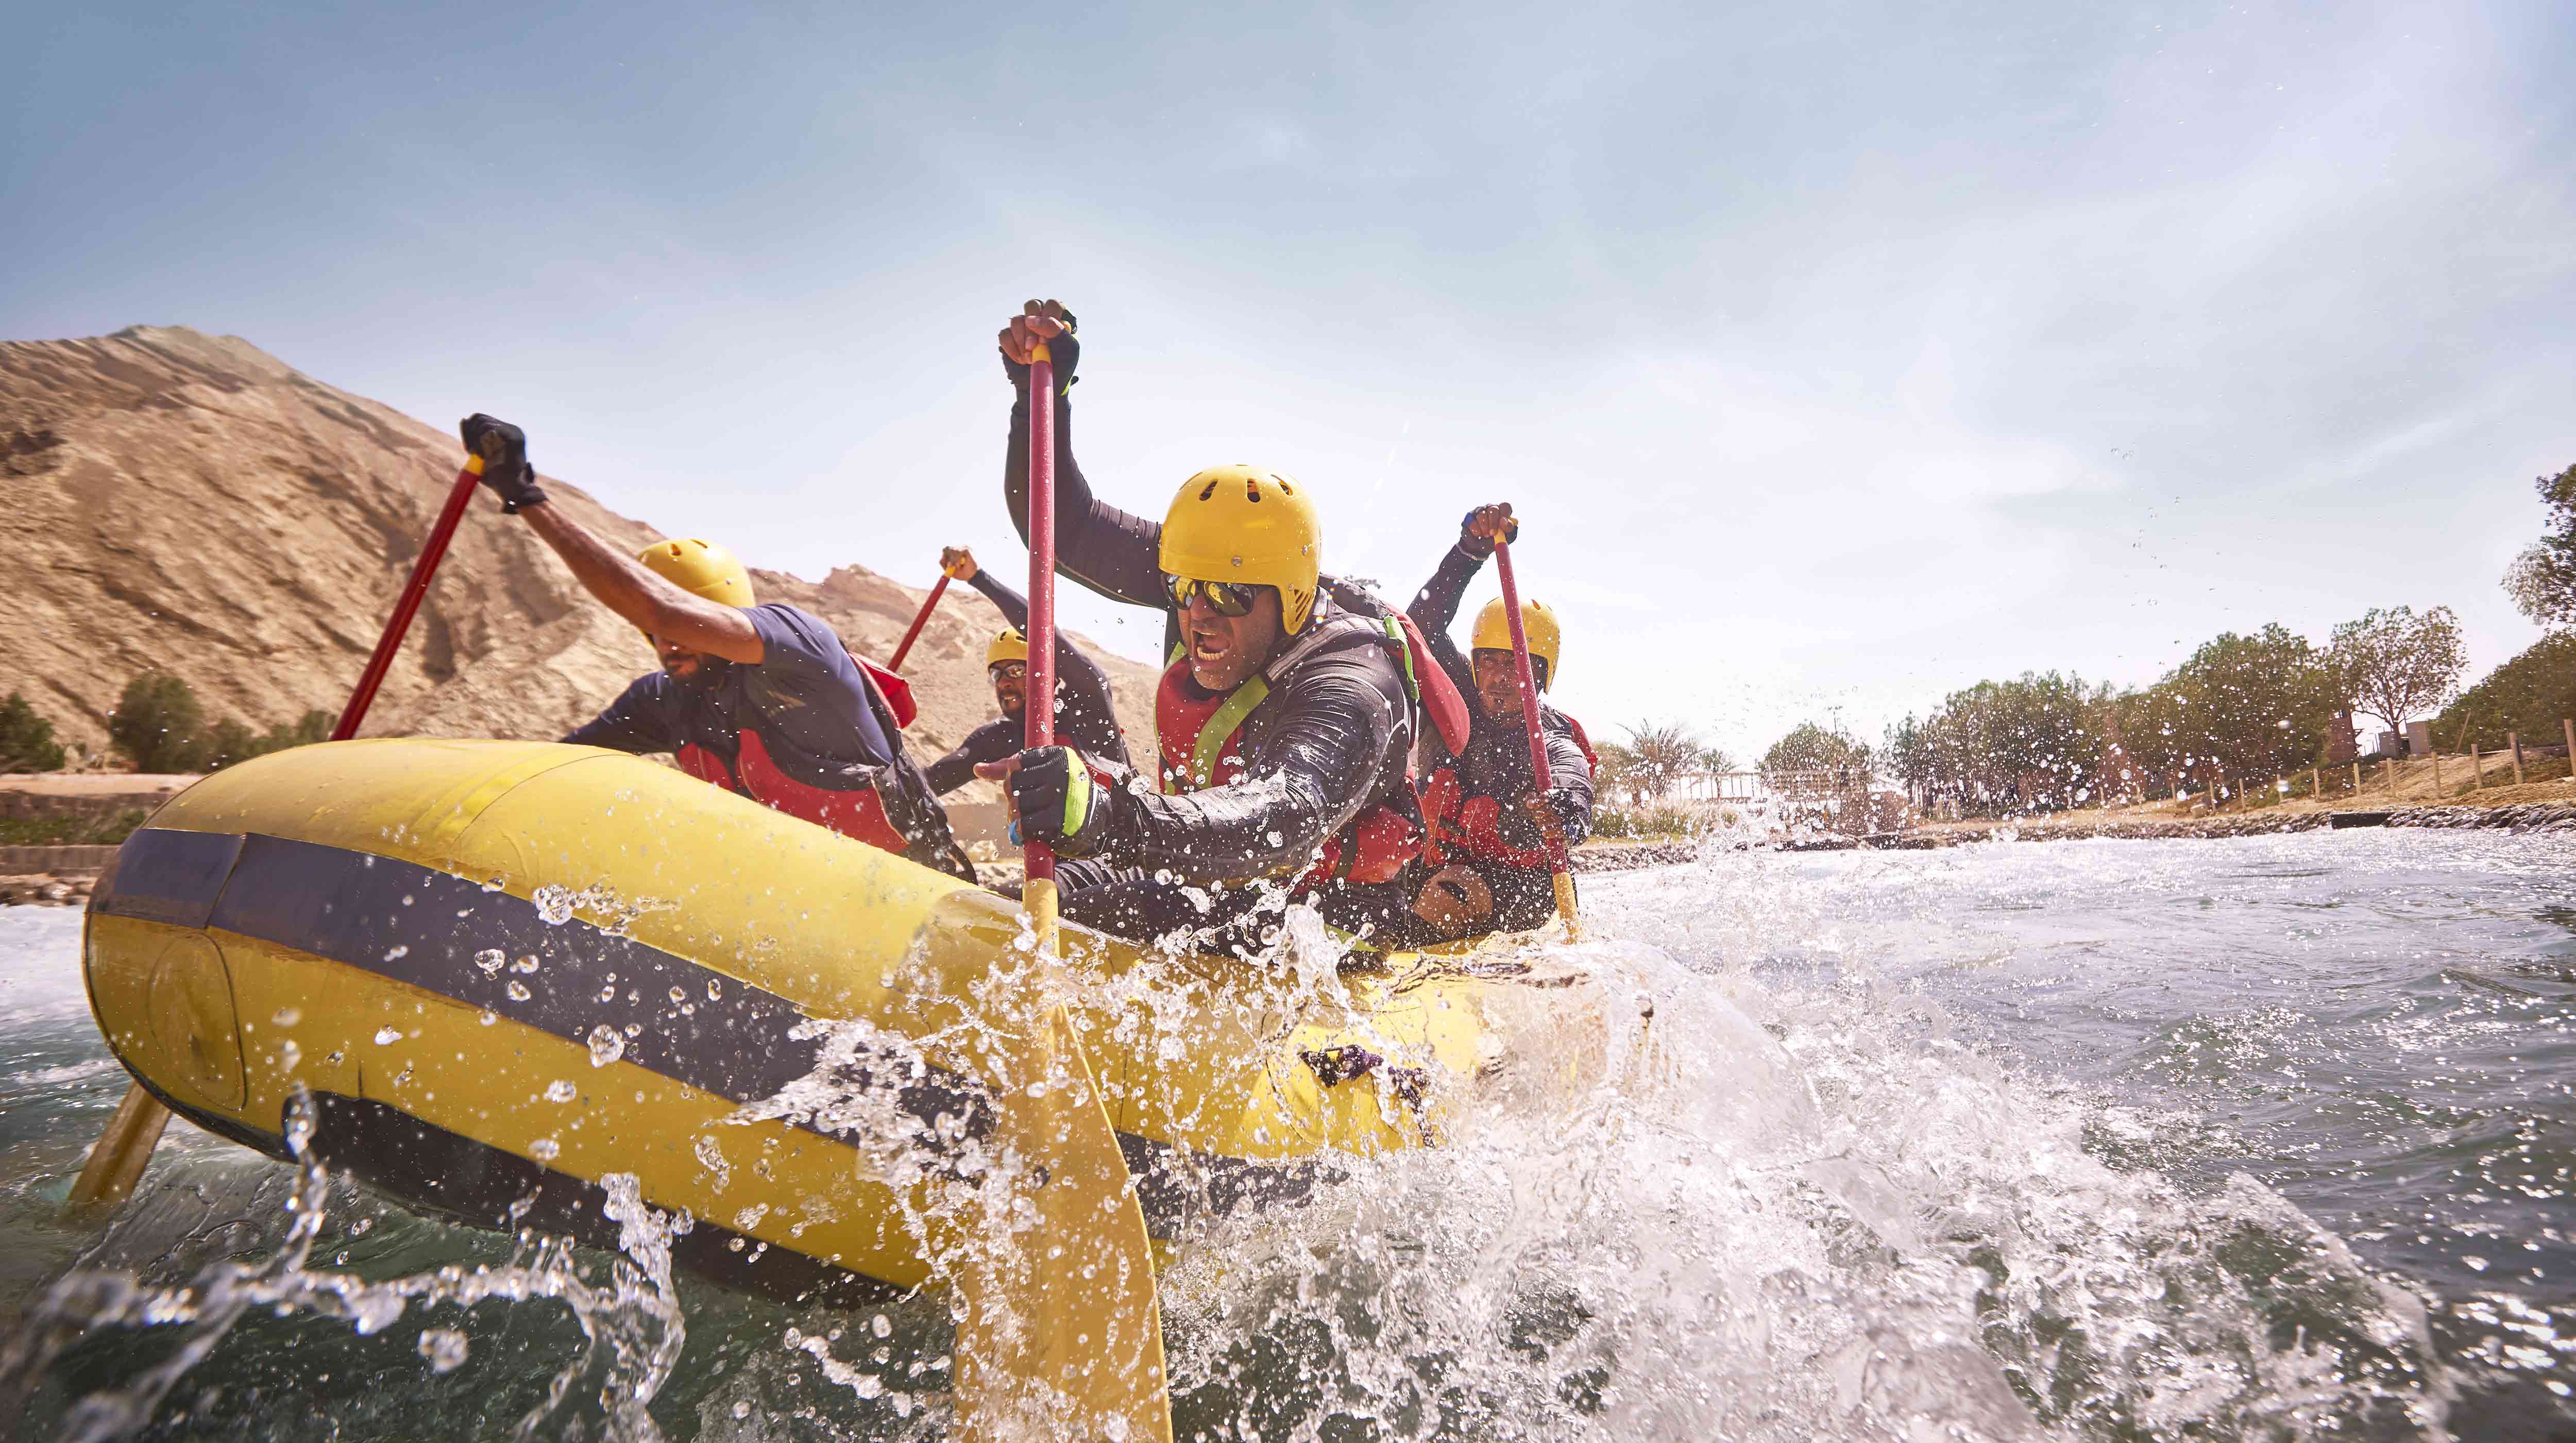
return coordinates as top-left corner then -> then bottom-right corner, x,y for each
9,1 -> 2572,760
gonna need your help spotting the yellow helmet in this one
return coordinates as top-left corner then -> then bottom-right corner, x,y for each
1158,464 -> 1321,633
987,627 -> 1029,668
637,538 -> 754,608
1472,595 -> 1562,689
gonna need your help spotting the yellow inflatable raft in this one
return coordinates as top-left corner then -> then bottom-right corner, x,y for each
82,738 -> 1597,1306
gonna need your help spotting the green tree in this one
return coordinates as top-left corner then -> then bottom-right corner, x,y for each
1619,722 -> 1707,800
1591,741 -> 1647,807
1761,721 -> 1872,784
2434,632 -> 2576,752
2125,626 -> 2336,794
2503,462 -> 2576,628
1902,672 -> 2109,815
108,673 -> 209,773
0,692 -> 67,774
2328,605 -> 2466,736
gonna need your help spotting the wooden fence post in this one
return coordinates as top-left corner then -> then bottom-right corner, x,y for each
2511,731 -> 2526,785
2309,765 -> 2320,800
2431,748 -> 2443,793
2350,760 -> 2361,795
2564,717 -> 2575,771
2470,747 -> 2483,791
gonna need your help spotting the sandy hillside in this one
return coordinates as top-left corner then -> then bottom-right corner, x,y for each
0,326 -> 1154,793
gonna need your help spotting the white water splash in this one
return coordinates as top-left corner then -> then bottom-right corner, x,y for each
0,1088 -> 690,1443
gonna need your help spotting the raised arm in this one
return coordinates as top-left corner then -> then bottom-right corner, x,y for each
996,302 -> 1173,612
959,559 -> 1125,741
1413,504 -> 1520,709
460,414 -> 762,663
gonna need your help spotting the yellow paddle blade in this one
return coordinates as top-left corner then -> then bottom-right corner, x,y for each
64,1082 -> 173,1216
952,1000 -> 1171,1443
1552,869 -> 1581,942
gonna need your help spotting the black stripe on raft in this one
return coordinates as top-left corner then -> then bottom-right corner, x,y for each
100,829 -> 990,1151
309,1092 -> 905,1309
1117,1132 -> 1321,1242
91,827 -> 243,928
94,829 -> 1317,1245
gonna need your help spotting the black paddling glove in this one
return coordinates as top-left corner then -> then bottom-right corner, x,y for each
459,413 -> 548,512
1536,787 -> 1584,833
1456,507 -> 1519,559
1004,746 -> 1117,858
999,311 -> 1080,393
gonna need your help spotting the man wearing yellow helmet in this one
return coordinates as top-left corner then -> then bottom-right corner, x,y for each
457,414 -> 975,880
921,545 -> 1134,796
1401,502 -> 1597,941
981,301 -> 1471,950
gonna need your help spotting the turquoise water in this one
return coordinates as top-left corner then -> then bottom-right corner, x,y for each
2,829 -> 2569,1439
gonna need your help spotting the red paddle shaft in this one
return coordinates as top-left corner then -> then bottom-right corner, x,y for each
1023,349 -> 1059,889
888,574 -> 950,673
1491,537 -> 1566,869
332,457 -> 486,741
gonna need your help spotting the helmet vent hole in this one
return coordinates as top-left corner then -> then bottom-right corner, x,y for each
1245,480 -> 1262,502
1198,480 -> 1219,501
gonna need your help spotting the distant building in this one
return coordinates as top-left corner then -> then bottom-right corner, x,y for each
2328,711 -> 2360,764
2406,720 -> 2433,757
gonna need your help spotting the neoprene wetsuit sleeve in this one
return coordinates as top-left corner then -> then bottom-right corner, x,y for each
1410,542 -> 1485,639
1002,380 -> 1170,611
1104,652 -> 1410,884
926,717 -> 1020,796
1542,712 -> 1598,842
1410,543 -> 1485,710
562,674 -> 682,753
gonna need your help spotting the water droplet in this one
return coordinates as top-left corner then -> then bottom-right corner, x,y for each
417,1328 -> 469,1373
278,1039 -> 300,1070
478,1010 -> 498,1027
706,979 -> 722,1000
373,1027 -> 402,1045
474,949 -> 505,976
511,954 -> 539,974
871,1313 -> 891,1339
597,984 -> 617,1003
506,981 -> 531,1001
732,1401 -> 752,1420
272,1006 -> 302,1026
534,885 -> 578,925
383,945 -> 410,961
587,1025 -> 624,1067
528,1137 -> 560,1162
668,986 -> 686,1004
545,1080 -> 577,1103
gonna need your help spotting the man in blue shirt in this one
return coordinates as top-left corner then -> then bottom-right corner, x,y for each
461,413 -> 974,879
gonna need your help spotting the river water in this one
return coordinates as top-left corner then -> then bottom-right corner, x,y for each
1,829 -> 2568,1440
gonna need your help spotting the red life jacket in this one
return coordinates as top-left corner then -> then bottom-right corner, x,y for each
1155,609 -> 1460,889
675,729 -> 910,855
849,652 -> 918,728
1420,710 -> 1600,870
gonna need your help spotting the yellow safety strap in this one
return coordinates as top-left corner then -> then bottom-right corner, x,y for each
1189,678 -> 1269,790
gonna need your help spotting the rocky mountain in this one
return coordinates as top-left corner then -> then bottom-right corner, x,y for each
0,326 -> 1155,815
